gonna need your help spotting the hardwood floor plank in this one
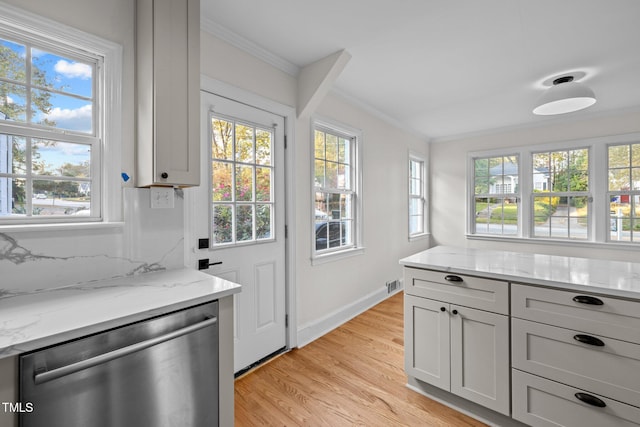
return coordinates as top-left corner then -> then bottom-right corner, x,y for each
235,292 -> 488,426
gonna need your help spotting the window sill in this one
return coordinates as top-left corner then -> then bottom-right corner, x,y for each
467,233 -> 640,251
311,247 -> 365,266
409,232 -> 431,243
0,221 -> 125,233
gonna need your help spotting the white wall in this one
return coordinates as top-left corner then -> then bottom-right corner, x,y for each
0,0 -> 187,292
0,0 -> 430,345
296,94 -> 429,329
199,33 -> 430,341
430,110 -> 640,262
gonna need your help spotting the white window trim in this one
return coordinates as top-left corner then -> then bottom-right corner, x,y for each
0,1 -> 123,229
310,115 -> 364,265
408,151 -> 429,241
466,132 -> 640,249
467,151 -> 521,237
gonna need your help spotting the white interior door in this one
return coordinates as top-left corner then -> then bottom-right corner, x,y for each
193,91 -> 286,373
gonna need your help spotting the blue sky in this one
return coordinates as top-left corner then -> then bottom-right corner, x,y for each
1,37 -> 94,134
2,37 -> 94,170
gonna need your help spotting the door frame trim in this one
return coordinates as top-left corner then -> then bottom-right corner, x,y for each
197,75 -> 297,349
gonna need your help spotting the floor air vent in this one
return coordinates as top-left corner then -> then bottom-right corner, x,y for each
386,279 -> 400,293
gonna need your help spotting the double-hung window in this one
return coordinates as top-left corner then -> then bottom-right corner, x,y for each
472,155 -> 520,236
0,4 -> 121,225
409,155 -> 427,238
532,148 -> 589,239
608,142 -> 640,243
468,134 -> 640,247
312,119 -> 361,260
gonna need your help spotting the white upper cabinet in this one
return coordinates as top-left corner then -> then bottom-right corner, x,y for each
136,0 -> 200,187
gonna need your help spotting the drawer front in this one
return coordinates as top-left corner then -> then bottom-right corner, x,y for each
512,284 -> 640,343
512,318 -> 640,407
405,268 -> 509,314
512,369 -> 640,427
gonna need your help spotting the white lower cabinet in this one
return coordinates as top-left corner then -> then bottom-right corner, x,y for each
512,369 -> 640,427
405,291 -> 510,415
404,265 -> 640,426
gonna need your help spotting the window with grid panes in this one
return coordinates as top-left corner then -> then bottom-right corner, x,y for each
608,142 -> 640,243
472,155 -> 520,236
210,116 -> 275,245
313,124 -> 357,254
409,156 -> 426,237
532,148 -> 589,240
0,6 -> 120,225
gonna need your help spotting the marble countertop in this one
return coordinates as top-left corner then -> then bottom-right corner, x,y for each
400,246 -> 640,300
0,268 -> 241,359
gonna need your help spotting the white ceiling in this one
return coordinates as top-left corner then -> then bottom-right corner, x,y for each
201,0 -> 640,141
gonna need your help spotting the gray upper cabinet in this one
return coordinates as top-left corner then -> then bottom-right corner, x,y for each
136,0 -> 200,187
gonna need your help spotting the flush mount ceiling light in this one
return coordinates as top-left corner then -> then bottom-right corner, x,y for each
533,75 -> 596,115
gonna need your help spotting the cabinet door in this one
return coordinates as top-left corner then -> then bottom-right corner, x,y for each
450,305 -> 510,415
404,294 -> 450,391
137,0 -> 200,187
153,0 -> 200,186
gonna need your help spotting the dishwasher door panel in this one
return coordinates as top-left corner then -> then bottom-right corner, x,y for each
20,301 -> 219,427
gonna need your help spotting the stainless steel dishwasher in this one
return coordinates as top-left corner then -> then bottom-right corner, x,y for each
19,300 -> 219,427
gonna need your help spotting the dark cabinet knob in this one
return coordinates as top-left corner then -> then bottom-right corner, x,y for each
444,275 -> 463,282
440,307 -> 446,312
572,295 -> 604,306
575,392 -> 606,408
452,309 -> 458,315
573,334 -> 605,347
161,172 -> 169,179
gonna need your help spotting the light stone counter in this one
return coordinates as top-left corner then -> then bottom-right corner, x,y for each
400,246 -> 640,300
0,268 -> 241,358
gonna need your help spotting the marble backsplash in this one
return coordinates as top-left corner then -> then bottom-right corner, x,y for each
0,188 -> 186,297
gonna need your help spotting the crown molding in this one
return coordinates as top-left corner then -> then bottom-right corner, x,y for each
330,87 -> 430,142
199,16 -> 429,143
200,17 -> 300,77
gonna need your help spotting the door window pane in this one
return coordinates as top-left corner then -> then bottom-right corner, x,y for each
213,204 -> 233,244
210,114 -> 274,246
236,205 -> 253,242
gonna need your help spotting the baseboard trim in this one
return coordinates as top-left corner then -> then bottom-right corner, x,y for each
296,286 -> 403,348
406,377 -> 526,427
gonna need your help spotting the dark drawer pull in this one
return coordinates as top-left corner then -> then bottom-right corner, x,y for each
572,295 -> 604,306
444,275 -> 463,282
574,334 -> 605,347
575,392 -> 606,408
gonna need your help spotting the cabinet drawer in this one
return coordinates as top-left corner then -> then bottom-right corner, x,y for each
512,284 -> 640,343
404,268 -> 509,314
512,369 -> 640,427
512,318 -> 640,407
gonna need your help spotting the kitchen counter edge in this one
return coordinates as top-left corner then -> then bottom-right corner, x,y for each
400,246 -> 640,301
0,268 -> 241,359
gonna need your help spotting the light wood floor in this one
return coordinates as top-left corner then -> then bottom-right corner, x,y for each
235,292 -> 487,426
